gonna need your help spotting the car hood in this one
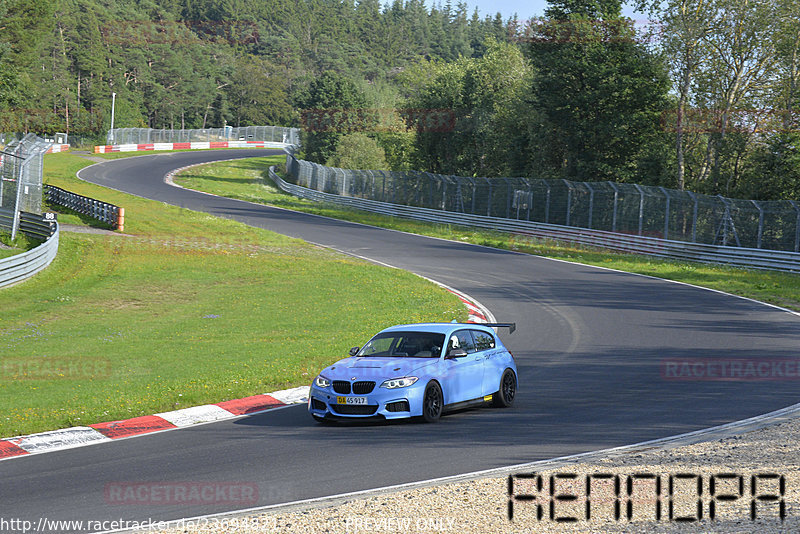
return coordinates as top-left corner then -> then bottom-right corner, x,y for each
322,357 -> 436,380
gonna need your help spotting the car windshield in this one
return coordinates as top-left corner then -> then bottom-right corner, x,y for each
358,332 -> 445,358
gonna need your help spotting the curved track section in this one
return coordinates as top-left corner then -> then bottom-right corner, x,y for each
2,150 -> 799,530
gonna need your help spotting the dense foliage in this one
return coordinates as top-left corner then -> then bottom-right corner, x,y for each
1,0 -> 798,199
0,0 -> 508,139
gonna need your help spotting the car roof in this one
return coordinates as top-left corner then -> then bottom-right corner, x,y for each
378,323 -> 496,336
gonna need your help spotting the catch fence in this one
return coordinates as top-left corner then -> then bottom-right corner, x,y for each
108,126 -> 300,146
0,134 -> 52,239
285,156 -> 800,253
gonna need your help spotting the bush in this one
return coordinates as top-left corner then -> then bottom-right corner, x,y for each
326,133 -> 388,170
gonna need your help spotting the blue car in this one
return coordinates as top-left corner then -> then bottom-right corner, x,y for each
308,322 -> 517,423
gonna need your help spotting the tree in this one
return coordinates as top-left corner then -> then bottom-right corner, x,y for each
402,39 -> 532,176
227,55 -> 293,127
525,0 -> 671,183
655,0 -> 714,190
300,71 -> 368,163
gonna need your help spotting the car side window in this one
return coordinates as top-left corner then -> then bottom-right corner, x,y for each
471,330 -> 496,351
448,330 -> 477,353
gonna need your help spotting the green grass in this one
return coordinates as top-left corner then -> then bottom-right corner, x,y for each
0,231 -> 44,260
0,152 -> 464,437
175,157 -> 800,312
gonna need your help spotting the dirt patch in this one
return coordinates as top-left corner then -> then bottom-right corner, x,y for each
59,224 -> 132,237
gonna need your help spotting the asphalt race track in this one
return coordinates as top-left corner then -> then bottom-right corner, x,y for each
2,149 -> 799,531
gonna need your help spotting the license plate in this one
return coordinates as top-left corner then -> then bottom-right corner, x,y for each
337,396 -> 367,405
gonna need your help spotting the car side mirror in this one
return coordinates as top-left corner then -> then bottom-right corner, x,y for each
349,346 -> 360,356
446,348 -> 468,359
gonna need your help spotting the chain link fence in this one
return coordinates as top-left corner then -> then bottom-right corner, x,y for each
0,134 -> 52,239
107,126 -> 300,146
285,156 -> 800,253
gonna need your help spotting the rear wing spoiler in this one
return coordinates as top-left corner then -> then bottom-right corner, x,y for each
451,320 -> 516,333
484,322 -> 516,334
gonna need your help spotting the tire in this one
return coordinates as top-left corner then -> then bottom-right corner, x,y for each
422,381 -> 443,423
493,369 -> 517,408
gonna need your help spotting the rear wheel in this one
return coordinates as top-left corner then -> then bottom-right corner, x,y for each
422,381 -> 443,423
493,369 -> 517,408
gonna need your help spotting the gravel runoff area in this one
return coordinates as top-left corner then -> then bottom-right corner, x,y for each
149,407 -> 800,534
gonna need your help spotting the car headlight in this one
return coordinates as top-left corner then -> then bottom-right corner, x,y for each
380,377 -> 418,389
314,375 -> 331,388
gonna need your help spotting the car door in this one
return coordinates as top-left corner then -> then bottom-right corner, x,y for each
442,329 -> 484,403
468,329 -> 503,396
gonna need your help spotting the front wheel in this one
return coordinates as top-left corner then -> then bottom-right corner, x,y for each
422,381 -> 443,423
493,369 -> 517,408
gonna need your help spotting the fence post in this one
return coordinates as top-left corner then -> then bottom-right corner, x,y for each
563,179 -> 572,227
660,186 -> 670,240
543,179 -> 551,224
486,179 -> 493,217
583,182 -> 594,229
686,191 -> 698,242
791,201 -> 800,253
521,178 -> 531,221
608,182 -> 619,232
751,200 -> 764,249
634,184 -> 645,236
503,178 -> 512,218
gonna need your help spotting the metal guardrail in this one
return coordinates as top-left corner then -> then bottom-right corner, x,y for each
44,185 -> 124,230
0,210 -> 59,289
269,166 -> 800,273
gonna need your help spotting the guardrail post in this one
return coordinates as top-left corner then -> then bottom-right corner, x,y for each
751,200 -> 764,249
660,186 -> 670,240
634,184 -> 645,236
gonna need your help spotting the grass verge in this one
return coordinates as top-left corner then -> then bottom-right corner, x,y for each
174,157 -> 800,312
0,152 -> 464,437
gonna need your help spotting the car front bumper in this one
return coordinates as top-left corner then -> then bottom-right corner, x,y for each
308,383 -> 426,420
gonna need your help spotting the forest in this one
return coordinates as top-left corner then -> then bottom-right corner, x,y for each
0,0 -> 798,200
